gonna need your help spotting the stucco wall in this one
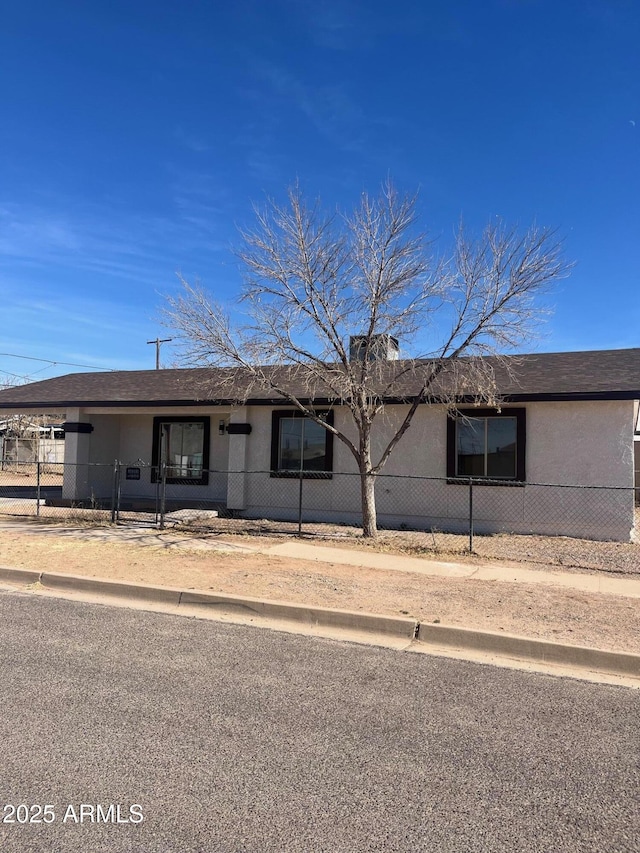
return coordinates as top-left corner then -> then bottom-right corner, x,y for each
240,400 -> 636,541
66,398 -> 636,540
527,401 -> 633,486
84,412 -> 229,503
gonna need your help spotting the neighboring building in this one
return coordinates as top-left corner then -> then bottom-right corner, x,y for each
0,417 -> 65,468
0,348 -> 638,541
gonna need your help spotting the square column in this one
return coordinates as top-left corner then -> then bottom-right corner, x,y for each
62,409 -> 94,503
226,408 -> 250,510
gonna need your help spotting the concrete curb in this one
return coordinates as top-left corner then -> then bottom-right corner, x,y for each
41,572 -> 183,606
1,565 -> 638,678
0,566 -> 41,585
179,589 -> 419,638
0,566 -> 418,640
417,624 -> 640,678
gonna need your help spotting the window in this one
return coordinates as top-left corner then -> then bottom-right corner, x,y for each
447,408 -> 525,482
152,417 -> 210,484
270,410 -> 334,477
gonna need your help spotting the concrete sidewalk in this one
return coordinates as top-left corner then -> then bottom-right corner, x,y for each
263,541 -> 640,598
1,518 -> 638,599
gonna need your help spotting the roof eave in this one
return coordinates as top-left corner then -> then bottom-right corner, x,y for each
1,389 -> 639,411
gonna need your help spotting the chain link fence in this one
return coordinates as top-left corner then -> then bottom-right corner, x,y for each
0,436 -> 64,474
1,460 -> 638,556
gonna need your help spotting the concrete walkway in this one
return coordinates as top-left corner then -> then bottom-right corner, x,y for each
1,518 -> 639,599
264,541 -> 640,598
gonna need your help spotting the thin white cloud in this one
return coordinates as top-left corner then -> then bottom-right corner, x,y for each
6,295 -> 146,337
283,0 -> 375,51
0,207 -> 83,256
173,125 -> 211,153
0,197 -> 231,288
245,58 -> 370,156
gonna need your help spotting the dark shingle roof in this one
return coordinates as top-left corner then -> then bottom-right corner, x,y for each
0,348 -> 639,409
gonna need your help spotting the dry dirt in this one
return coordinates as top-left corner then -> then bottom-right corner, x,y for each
0,521 -> 638,655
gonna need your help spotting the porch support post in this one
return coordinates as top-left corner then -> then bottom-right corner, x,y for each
226,407 -> 249,510
62,408 -> 93,503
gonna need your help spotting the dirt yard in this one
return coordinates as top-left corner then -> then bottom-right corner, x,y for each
0,519 -> 638,655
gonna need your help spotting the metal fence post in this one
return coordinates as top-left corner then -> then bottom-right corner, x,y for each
154,465 -> 160,524
110,460 -> 119,523
36,460 -> 41,517
468,478 -> 474,553
159,462 -> 167,529
297,468 -> 304,536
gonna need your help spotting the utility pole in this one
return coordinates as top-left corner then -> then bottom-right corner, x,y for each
147,338 -> 172,370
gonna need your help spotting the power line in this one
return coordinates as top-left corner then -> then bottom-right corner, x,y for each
1,365 -> 67,386
0,369 -> 29,381
0,352 -> 115,371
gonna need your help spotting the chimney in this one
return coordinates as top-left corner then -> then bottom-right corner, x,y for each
349,334 -> 399,362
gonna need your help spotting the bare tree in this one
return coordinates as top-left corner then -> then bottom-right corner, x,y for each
0,375 -> 31,439
0,374 -> 19,391
163,181 -> 571,537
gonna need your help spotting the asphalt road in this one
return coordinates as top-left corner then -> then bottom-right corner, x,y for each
0,590 -> 638,853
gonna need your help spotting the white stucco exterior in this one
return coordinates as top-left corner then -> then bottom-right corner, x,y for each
232,400 -> 636,540
50,397 -> 638,542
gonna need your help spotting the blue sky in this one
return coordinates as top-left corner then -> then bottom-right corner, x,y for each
1,0 -> 638,381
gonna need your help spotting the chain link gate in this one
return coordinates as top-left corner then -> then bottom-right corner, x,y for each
111,460 -> 164,526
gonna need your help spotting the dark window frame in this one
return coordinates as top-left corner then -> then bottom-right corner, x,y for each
446,408 -> 526,484
270,410 -> 334,478
151,416 -> 210,485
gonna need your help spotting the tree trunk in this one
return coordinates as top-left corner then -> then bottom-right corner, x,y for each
360,469 -> 378,538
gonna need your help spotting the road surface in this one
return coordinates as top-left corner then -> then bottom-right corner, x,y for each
0,588 -> 637,852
